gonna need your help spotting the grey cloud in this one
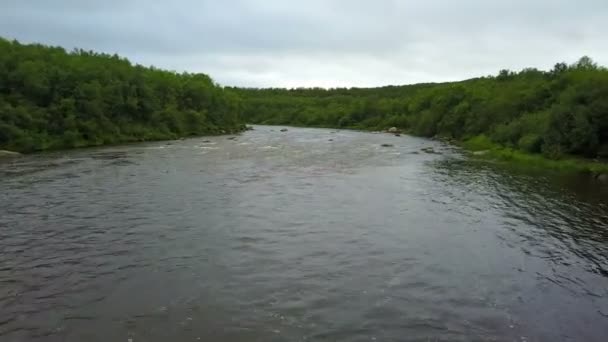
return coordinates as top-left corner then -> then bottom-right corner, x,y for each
1,0 -> 607,87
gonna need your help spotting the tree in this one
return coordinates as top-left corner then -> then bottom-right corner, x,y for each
572,56 -> 598,70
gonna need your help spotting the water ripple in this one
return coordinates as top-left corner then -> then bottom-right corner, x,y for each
1,126 -> 607,341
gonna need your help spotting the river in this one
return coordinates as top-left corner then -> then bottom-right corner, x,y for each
1,126 -> 607,341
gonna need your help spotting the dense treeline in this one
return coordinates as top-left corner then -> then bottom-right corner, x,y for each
234,57 -> 608,160
0,38 -> 244,152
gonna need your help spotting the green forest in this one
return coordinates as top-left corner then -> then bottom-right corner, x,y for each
0,38 -> 244,153
2,38 -> 608,167
234,57 -> 608,162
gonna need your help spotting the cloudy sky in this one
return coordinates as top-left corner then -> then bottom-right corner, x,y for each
1,0 -> 607,87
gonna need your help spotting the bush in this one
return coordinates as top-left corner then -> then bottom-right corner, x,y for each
462,135 -> 497,151
518,134 -> 543,153
542,143 -> 564,160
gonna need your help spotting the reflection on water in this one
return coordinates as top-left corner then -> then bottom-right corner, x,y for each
1,126 -> 607,342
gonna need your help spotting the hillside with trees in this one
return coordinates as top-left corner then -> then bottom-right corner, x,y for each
234,57 -> 608,161
0,38 -> 245,153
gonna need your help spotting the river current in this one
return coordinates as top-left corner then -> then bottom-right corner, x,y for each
1,126 -> 607,341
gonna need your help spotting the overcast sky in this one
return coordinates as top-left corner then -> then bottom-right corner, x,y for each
1,0 -> 607,88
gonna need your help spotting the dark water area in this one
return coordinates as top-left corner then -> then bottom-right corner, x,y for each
1,126 -> 607,341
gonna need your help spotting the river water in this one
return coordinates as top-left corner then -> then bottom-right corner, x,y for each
1,126 -> 607,341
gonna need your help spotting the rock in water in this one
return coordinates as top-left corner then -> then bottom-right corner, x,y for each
0,150 -> 21,158
387,127 -> 399,133
280,128 -> 288,132
381,144 -> 394,147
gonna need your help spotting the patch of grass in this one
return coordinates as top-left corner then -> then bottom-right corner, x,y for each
461,135 -> 608,175
461,135 -> 498,151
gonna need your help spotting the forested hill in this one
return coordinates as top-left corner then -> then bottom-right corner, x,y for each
233,57 -> 608,160
0,38 -> 245,153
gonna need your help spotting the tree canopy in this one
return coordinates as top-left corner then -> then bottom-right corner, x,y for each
0,38 -> 244,152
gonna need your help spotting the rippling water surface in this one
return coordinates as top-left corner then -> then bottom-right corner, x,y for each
1,126 -> 608,341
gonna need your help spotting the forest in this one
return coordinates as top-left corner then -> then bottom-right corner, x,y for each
0,38 -> 244,153
234,57 -> 608,161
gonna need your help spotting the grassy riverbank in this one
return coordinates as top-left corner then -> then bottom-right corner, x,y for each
460,135 -> 608,175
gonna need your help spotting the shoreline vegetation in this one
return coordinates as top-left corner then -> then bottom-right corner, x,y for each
459,135 -> 608,176
2,38 -> 608,178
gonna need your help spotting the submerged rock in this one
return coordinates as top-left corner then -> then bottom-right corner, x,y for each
280,128 -> 289,132
227,137 -> 237,140
381,144 -> 394,147
421,147 -> 436,154
596,173 -> 608,183
394,133 -> 401,137
0,150 -> 21,158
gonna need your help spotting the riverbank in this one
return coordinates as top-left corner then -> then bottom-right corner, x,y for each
342,124 -> 608,177
0,125 -> 249,155
459,134 -> 608,178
